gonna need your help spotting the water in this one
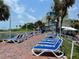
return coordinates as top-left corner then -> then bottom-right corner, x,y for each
0,32 -> 16,39
0,31 -> 40,40
0,32 -> 25,40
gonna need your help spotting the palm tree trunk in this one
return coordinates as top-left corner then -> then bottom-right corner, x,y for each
48,19 -> 50,31
59,16 -> 62,37
56,17 -> 60,33
56,17 -> 59,33
56,16 -> 62,36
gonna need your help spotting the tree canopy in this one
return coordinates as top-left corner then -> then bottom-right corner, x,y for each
0,0 -> 10,21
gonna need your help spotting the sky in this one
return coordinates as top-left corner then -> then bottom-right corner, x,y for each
0,0 -> 79,29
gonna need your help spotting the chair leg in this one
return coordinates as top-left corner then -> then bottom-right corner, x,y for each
32,49 -> 45,56
52,50 -> 64,58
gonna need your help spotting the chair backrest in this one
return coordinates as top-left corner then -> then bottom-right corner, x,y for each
46,34 -> 56,38
19,34 -> 23,39
16,34 -> 23,39
21,34 -> 27,39
13,34 -> 20,39
16,35 -> 20,38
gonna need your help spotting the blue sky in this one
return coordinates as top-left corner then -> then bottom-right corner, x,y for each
0,0 -> 79,29
68,0 -> 79,19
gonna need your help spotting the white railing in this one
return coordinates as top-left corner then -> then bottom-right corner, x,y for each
61,34 -> 79,59
70,41 -> 79,59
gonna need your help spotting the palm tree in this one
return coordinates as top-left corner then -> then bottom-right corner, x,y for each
53,0 -> 75,34
0,0 -> 10,21
46,15 -> 51,27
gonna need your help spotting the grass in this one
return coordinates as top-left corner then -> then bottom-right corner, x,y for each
0,28 -> 32,33
73,45 -> 79,59
61,37 -> 79,59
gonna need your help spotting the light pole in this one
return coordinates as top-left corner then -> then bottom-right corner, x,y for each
9,13 -> 11,39
26,23 -> 27,31
9,6 -> 12,39
78,13 -> 79,19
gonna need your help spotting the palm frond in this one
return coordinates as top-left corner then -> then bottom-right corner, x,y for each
0,2 -> 10,21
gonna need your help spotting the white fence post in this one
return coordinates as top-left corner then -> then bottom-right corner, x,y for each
70,41 -> 75,59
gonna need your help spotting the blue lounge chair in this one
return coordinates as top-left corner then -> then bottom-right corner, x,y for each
32,37 -> 63,58
46,33 -> 56,38
38,38 -> 59,46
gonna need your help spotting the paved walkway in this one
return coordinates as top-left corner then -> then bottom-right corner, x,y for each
0,33 -> 66,59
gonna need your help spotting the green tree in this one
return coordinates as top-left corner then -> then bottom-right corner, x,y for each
72,21 -> 79,29
34,20 -> 45,29
74,23 -> 79,29
21,24 -> 26,29
0,0 -> 10,21
27,23 -> 34,30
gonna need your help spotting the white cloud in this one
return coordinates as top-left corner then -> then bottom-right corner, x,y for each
26,14 -> 36,20
29,8 -> 35,13
26,13 -> 37,23
68,6 -> 78,12
17,14 -> 24,19
4,0 -> 26,14
68,6 -> 78,19
3,0 -> 37,23
3,0 -> 26,18
19,20 -> 25,24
